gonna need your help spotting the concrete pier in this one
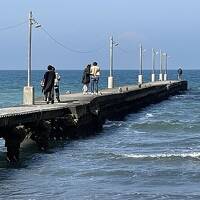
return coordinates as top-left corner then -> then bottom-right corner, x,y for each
0,80 -> 187,162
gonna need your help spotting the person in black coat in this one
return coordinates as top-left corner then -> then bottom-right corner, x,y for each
82,64 -> 91,94
43,65 -> 56,104
177,67 -> 183,80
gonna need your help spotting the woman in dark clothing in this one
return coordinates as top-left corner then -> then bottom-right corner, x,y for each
177,67 -> 183,80
82,64 -> 91,94
43,65 -> 56,104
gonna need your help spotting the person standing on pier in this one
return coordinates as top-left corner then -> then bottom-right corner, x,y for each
90,62 -> 100,94
52,67 -> 61,102
82,64 -> 91,94
43,65 -> 56,104
177,67 -> 183,80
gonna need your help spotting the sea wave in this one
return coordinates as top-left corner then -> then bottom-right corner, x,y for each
122,152 -> 200,159
130,120 -> 200,133
103,120 -> 124,128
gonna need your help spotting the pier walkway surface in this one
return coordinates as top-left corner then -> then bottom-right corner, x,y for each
0,80 -> 185,125
0,80 -> 187,162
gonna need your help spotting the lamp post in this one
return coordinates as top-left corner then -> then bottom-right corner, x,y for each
28,11 -> 33,87
108,36 -> 118,89
151,48 -> 158,82
163,53 -> 168,81
23,11 -> 41,105
138,44 -> 145,84
159,49 -> 163,81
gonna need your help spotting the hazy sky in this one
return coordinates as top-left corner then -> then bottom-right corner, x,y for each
0,0 -> 199,70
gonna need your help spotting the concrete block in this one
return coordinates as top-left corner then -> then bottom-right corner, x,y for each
108,76 -> 114,89
138,74 -> 143,84
23,86 -> 34,105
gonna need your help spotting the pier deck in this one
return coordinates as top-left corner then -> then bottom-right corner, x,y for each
0,80 -> 184,125
0,80 -> 187,162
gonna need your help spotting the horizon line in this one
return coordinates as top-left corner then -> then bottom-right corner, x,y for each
0,69 -> 198,71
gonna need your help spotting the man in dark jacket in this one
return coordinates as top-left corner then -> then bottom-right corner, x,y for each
43,65 -> 56,104
82,64 -> 91,94
177,67 -> 183,80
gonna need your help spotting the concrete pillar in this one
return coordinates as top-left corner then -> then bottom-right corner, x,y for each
23,86 -> 34,105
138,74 -> 143,84
108,76 -> 114,89
164,73 -> 167,81
151,73 -> 156,82
159,73 -> 163,81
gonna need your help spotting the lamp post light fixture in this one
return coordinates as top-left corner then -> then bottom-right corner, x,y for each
159,49 -> 164,81
108,36 -> 118,89
138,44 -> 146,84
23,11 -> 41,105
151,48 -> 158,82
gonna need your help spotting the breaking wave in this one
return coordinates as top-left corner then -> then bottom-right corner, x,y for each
122,152 -> 200,159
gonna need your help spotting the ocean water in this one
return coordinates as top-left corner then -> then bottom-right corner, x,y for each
0,70 -> 199,200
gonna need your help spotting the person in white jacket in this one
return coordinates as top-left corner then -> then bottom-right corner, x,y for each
90,62 -> 100,94
52,67 -> 61,102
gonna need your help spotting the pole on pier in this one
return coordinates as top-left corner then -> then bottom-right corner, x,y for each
159,49 -> 163,81
138,44 -> 143,84
28,11 -> 32,87
164,53 -> 168,81
23,11 -> 34,105
151,48 -> 157,82
108,36 -> 114,88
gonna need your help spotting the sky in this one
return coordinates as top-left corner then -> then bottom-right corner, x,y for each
0,0 -> 199,70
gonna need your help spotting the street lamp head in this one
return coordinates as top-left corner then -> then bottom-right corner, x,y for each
114,43 -> 119,47
32,18 -> 41,28
35,24 -> 41,28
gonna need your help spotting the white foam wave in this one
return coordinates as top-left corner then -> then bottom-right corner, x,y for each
103,120 -> 123,128
122,152 -> 200,159
146,113 -> 154,118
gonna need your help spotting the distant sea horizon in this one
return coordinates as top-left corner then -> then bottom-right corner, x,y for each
0,68 -> 198,71
0,70 -> 200,199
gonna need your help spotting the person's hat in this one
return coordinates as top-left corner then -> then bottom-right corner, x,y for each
48,65 -> 53,70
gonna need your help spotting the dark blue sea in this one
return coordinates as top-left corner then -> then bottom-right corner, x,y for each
0,70 -> 199,200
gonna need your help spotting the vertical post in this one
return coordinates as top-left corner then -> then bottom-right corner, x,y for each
23,11 -> 34,105
139,44 -> 142,75
159,49 -> 163,81
164,53 -> 168,81
28,11 -> 32,87
138,44 -> 143,84
151,48 -> 156,82
110,36 -> 113,77
108,36 -> 114,88
165,53 -> 168,74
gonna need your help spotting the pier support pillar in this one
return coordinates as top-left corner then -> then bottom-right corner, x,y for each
159,73 -> 163,81
138,74 -> 143,84
164,73 -> 167,81
30,121 -> 50,150
151,74 -> 156,82
23,86 -> 34,105
108,76 -> 114,89
4,126 -> 26,162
